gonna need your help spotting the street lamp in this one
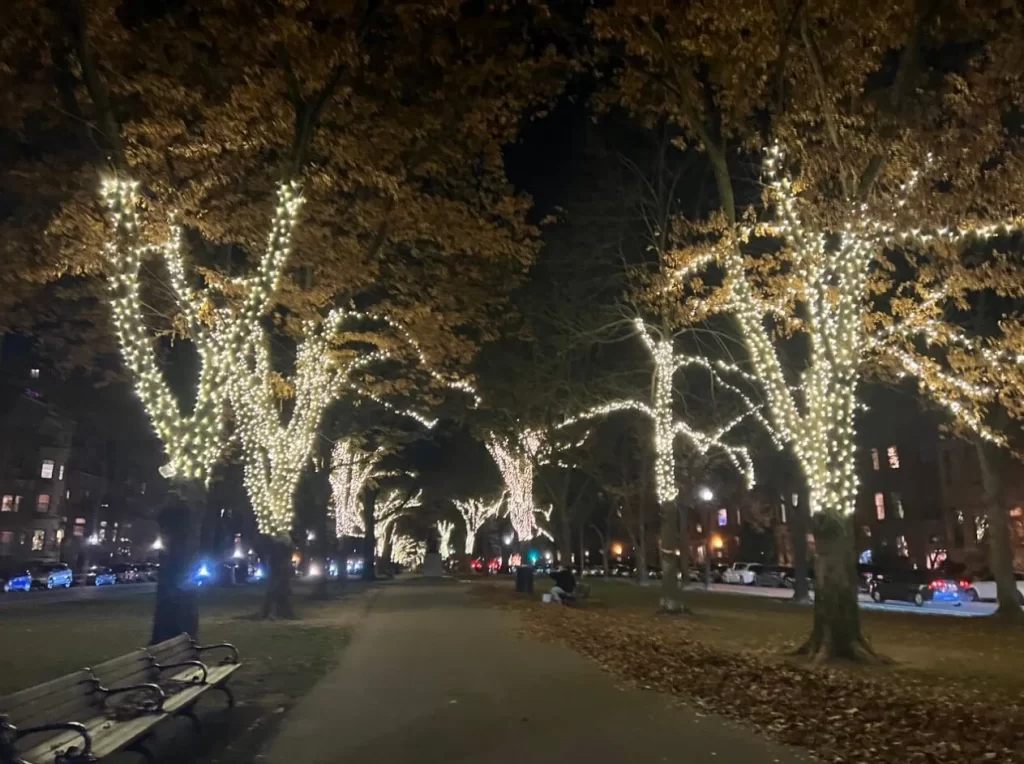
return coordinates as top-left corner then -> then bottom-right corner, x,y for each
698,486 -> 714,502
503,533 -> 514,546
150,537 -> 164,551
87,534 -> 100,546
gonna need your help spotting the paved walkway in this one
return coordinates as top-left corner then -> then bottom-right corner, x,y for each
262,579 -> 809,764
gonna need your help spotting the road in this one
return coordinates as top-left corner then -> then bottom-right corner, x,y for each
0,582 -> 155,608
264,580 -> 810,764
599,577 -> 1008,617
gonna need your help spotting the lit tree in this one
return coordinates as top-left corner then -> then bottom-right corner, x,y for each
558,318 -> 760,611
392,535 -> 425,569
486,431 -> 545,543
375,487 -> 423,560
436,521 -> 456,560
454,496 -> 505,556
591,0 -> 1024,656
330,440 -> 384,541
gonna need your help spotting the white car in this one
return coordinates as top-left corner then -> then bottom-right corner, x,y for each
965,573 -> 1024,605
722,562 -> 762,585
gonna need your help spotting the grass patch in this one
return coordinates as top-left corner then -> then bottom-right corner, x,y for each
0,585 -> 354,764
574,580 -> 1024,698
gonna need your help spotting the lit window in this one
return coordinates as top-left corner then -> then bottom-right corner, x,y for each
874,493 -> 885,521
29,368 -> 40,379
58,464 -> 64,480
72,524 -> 85,538
40,460 -> 55,479
871,448 -> 880,471
780,501 -> 787,524
717,508 -> 728,527
896,535 -> 909,557
14,496 -> 21,511
791,493 -> 798,506
1,495 -> 13,512
141,482 -> 146,495
56,529 -> 64,544
735,509 -> 742,525
887,445 -> 900,470
891,493 -> 904,519
696,523 -> 702,534
0,531 -> 12,546
36,494 -> 50,512
31,530 -> 45,551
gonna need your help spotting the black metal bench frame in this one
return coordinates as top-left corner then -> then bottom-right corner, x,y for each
0,636 -> 240,764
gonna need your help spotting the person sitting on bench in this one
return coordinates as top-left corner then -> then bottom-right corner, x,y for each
549,565 -> 577,603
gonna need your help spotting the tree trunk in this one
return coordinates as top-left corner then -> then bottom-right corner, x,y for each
796,509 -> 875,662
790,491 -> 811,603
579,529 -> 586,572
703,505 -> 713,591
636,511 -> 649,586
362,489 -> 377,582
975,440 -> 1023,620
659,499 -> 685,613
677,503 -> 690,586
150,484 -> 203,644
261,537 -> 296,619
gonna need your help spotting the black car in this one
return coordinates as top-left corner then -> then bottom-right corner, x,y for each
868,569 -> 964,607
756,565 -> 794,588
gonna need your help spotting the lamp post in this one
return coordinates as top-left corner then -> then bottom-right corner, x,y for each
697,487 -> 715,591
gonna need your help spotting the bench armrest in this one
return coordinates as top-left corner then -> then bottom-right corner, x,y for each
2,719 -> 93,761
91,680 -> 166,712
192,641 -> 240,665
154,660 -> 208,684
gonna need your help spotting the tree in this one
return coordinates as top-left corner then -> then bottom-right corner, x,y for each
454,496 -> 505,556
592,0 -> 1024,657
436,521 -> 456,560
4,0 -> 562,635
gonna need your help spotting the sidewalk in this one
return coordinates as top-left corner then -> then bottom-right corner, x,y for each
261,580 -> 810,764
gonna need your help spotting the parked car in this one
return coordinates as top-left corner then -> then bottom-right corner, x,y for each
84,566 -> 118,586
869,569 -> 967,606
963,572 -> 1024,604
135,562 -> 159,582
756,565 -> 794,588
29,562 -> 73,590
0,565 -> 33,592
722,562 -> 762,585
109,562 -> 140,583
689,564 -> 728,583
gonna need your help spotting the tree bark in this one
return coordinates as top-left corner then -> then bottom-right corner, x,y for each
150,483 -> 203,644
790,491 -> 811,603
261,536 -> 296,619
659,499 -> 685,613
362,489 -> 377,582
975,439 -> 1023,620
796,509 -> 876,662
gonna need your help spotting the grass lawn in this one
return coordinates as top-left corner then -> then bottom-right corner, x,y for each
0,584 -> 355,764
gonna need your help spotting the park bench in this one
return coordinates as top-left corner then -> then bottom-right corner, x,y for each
0,634 -> 240,764
562,583 -> 591,606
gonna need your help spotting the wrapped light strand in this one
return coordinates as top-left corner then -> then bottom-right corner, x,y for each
454,495 -> 505,555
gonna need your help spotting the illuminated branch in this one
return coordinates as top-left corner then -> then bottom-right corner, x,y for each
558,318 -> 761,504
486,431 -> 544,539
101,179 -> 232,483
330,440 -> 382,539
668,144 -> 1024,515
436,521 -> 455,559
392,535 -> 425,568
454,495 -> 505,555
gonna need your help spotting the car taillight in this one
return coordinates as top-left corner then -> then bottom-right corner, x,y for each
929,580 -> 940,590
959,580 -> 970,590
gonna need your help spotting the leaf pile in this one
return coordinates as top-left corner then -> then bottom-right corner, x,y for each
485,589 -> 1024,763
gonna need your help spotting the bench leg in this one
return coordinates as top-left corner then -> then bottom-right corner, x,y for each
128,737 -> 157,764
215,684 -> 235,708
181,706 -> 202,731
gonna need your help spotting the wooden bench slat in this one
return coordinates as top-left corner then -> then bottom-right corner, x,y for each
0,670 -> 92,709
5,633 -> 241,763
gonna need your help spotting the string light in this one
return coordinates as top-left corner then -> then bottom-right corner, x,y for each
559,318 -> 759,504
668,143 -> 1023,515
486,431 -> 544,539
436,521 -> 455,560
391,535 -> 425,568
454,495 -> 505,554
330,440 -> 384,539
